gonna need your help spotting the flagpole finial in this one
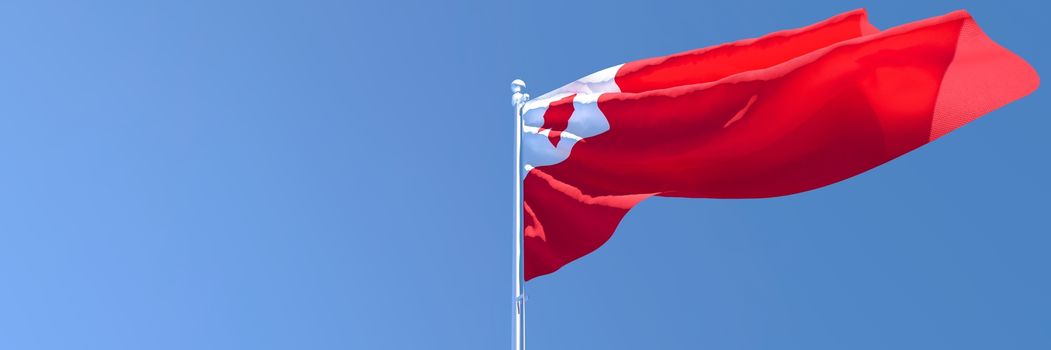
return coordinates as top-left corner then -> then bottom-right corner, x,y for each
511,79 -> 529,108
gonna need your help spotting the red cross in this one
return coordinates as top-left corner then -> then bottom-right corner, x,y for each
538,94 -> 576,148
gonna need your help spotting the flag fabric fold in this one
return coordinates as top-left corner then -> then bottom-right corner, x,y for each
521,9 -> 1038,281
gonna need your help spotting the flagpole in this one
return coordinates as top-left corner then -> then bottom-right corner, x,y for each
511,79 -> 529,350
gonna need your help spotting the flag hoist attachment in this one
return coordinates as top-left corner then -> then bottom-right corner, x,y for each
511,79 -> 529,350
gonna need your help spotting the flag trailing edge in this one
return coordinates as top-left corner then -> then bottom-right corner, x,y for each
521,9 -> 1039,281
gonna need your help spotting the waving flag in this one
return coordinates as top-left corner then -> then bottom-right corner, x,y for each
521,9 -> 1038,280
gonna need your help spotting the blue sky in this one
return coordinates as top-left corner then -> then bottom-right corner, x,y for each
0,0 -> 1047,349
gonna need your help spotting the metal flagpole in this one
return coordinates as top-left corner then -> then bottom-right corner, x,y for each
511,79 -> 529,350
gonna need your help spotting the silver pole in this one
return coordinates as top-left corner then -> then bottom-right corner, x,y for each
511,79 -> 529,350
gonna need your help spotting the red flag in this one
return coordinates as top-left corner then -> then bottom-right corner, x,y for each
521,9 -> 1038,280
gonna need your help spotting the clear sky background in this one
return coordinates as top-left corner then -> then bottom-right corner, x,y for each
0,0 -> 1046,349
